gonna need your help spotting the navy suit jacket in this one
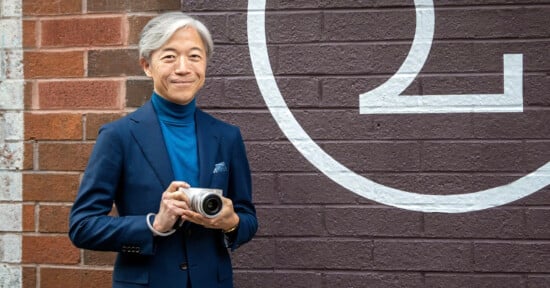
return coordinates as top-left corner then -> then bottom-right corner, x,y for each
69,100 -> 257,288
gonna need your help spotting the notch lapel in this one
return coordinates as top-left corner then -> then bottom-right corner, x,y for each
129,101 -> 174,189
195,109 -> 220,188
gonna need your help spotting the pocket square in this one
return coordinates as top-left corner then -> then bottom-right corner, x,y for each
213,162 -> 228,174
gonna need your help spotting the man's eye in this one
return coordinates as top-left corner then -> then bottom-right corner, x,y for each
162,55 -> 176,61
190,54 -> 202,61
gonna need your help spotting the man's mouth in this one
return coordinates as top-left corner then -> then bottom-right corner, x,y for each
171,79 -> 194,85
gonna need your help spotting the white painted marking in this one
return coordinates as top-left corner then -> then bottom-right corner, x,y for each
358,0 -> 523,114
247,0 -> 549,213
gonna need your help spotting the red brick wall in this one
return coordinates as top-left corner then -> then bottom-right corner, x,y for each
21,0 -> 550,287
21,0 -> 179,287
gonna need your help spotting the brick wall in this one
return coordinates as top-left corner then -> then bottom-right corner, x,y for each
20,0 -> 179,287
1,0 -> 24,286
6,0 -> 550,287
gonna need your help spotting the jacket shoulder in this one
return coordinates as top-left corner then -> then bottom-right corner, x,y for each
197,109 -> 241,135
99,103 -> 151,133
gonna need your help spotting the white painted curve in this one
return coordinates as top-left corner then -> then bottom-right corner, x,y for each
247,0 -> 550,213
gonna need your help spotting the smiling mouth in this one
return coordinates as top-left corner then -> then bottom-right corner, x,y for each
170,80 -> 196,88
171,80 -> 194,84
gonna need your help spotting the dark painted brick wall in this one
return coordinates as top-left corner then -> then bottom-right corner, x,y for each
25,0 -> 547,287
176,1 -> 550,287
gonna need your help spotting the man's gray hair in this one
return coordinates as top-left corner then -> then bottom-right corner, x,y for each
139,12 -> 214,62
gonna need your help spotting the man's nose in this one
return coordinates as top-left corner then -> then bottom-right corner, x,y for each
175,56 -> 190,73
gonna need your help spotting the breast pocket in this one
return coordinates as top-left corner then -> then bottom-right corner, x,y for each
210,170 -> 229,192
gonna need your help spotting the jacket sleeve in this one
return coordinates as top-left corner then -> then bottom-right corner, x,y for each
68,124 -> 156,256
225,128 -> 258,251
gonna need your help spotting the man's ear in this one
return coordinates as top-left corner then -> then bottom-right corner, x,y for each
140,58 -> 152,77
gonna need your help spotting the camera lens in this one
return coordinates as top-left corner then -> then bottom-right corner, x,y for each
202,194 -> 222,216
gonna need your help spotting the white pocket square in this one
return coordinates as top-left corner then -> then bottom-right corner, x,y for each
213,162 -> 228,174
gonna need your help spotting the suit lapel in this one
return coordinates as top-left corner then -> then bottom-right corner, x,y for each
195,109 -> 220,188
129,101 -> 174,189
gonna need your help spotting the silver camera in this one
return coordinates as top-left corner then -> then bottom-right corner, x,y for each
180,188 -> 223,218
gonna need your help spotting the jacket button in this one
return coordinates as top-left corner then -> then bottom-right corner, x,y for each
179,263 -> 188,270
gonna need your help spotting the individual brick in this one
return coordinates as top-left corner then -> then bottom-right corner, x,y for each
424,208 -> 527,239
319,141 -> 422,172
528,275 -> 550,288
421,141 -> 525,172
250,173 -> 277,204
245,142 -> 316,172
23,0 -> 82,16
23,81 -> 34,110
275,239 -> 374,269
324,272 -> 424,288
234,271 -> 323,288
0,205 -> 22,231
24,113 -> 82,140
424,273 -> 524,288
23,173 -> 80,202
126,0 -> 180,12
255,207 -> 325,236
279,174 -> 363,204
87,0 -> 180,12
231,238 -> 275,269
83,250 -> 116,266
127,15 -> 153,45
41,17 -> 124,47
24,51 -> 84,79
38,80 -> 122,110
22,142 -> 33,170
474,242 -> 550,272
276,43 -> 410,75
22,204 -> 35,232
22,266 -> 37,288
22,236 -> 80,264
373,240 -> 473,272
126,79 -> 153,107
40,267 -> 112,288
206,45 -> 254,76
39,205 -> 71,233
85,113 -> 125,140
207,111 -> 282,141
525,208 -> 550,238
325,207 -> 423,237
265,12 -> 322,43
22,20 -> 37,49
323,10 -> 414,41
436,7 -> 550,40
88,49 -> 142,77
37,143 -> 93,171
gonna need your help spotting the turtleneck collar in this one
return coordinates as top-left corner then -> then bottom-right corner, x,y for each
151,92 -> 196,125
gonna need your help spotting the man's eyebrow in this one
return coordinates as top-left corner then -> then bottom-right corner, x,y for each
190,47 -> 205,53
159,47 -> 204,53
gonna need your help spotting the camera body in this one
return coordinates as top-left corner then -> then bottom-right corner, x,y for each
180,188 -> 223,218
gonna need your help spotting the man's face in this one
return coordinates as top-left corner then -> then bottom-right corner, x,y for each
141,27 -> 207,105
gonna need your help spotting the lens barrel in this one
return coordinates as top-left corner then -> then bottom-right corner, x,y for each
182,188 -> 223,218
201,194 -> 223,217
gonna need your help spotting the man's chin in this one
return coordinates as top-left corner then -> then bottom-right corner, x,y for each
166,93 -> 195,105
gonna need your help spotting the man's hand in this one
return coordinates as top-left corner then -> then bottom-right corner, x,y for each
181,196 -> 240,232
153,181 -> 191,233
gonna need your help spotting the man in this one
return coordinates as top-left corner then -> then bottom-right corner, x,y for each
69,12 -> 257,288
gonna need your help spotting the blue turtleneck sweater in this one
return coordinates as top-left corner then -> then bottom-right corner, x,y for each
151,93 -> 199,187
